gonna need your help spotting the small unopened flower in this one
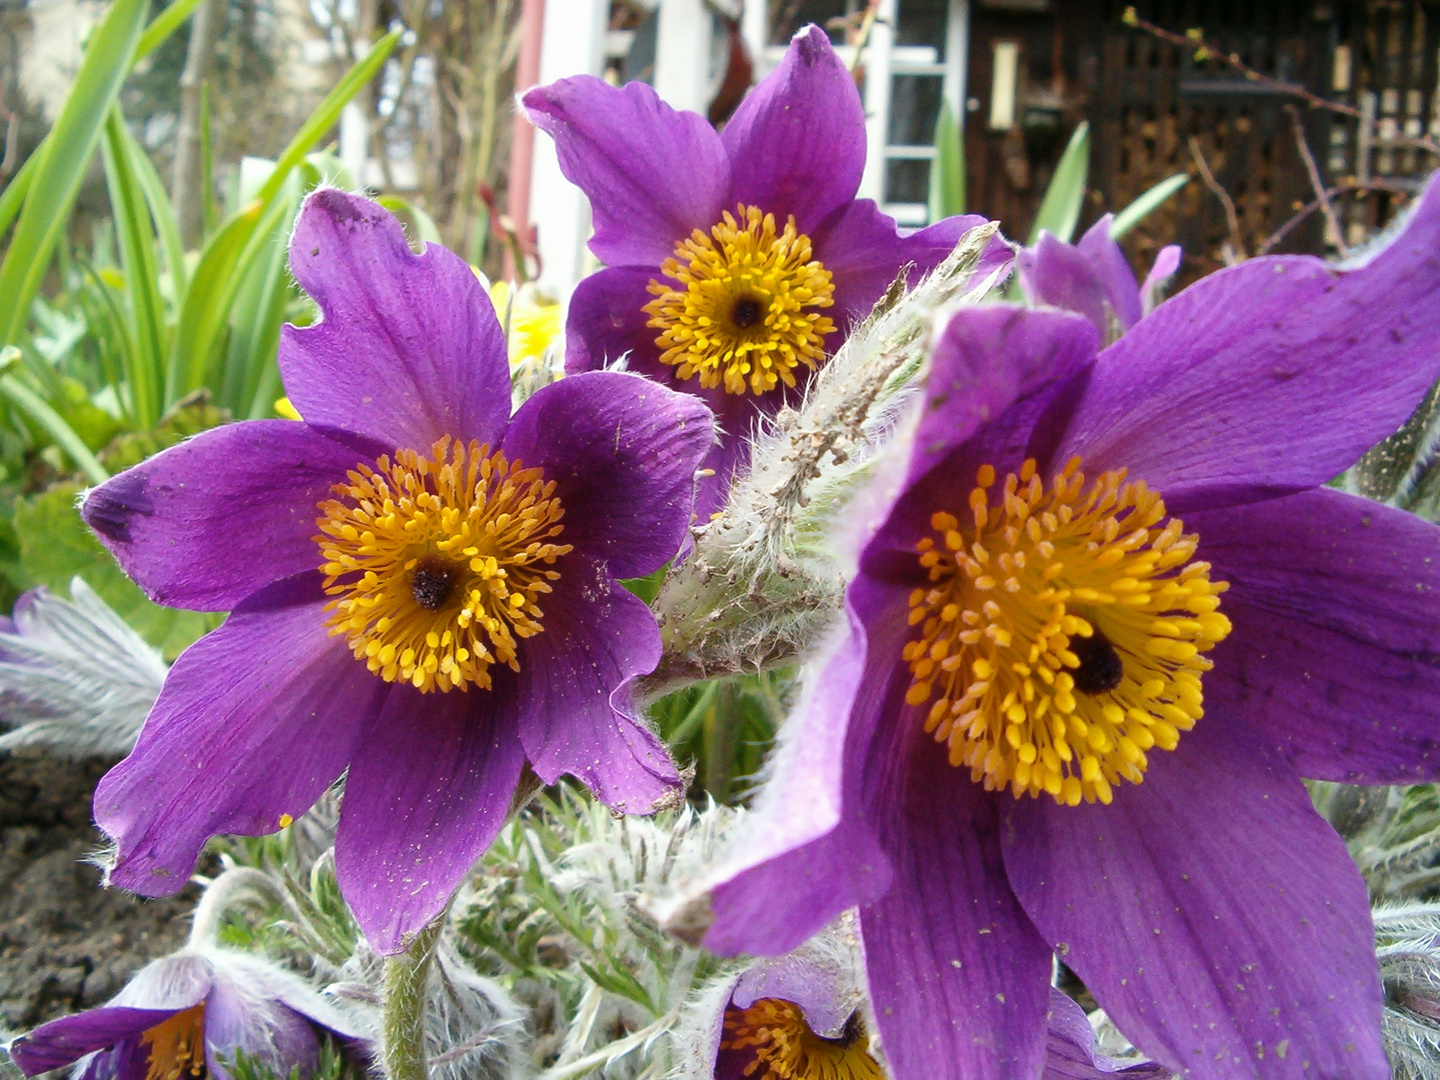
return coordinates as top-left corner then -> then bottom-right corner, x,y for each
8,947 -> 368,1079
1016,215 -> 1179,344
79,190 -> 713,952
686,175 -> 1440,1078
523,24 -> 1006,517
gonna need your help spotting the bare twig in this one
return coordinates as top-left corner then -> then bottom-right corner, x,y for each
1287,104 -> 1349,256
1124,7 -> 1440,156
1255,178 -> 1413,256
846,0 -> 882,80
1188,136 -> 1245,263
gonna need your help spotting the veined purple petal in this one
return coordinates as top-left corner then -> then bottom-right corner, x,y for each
523,76 -> 730,268
1195,487 -> 1440,783
1003,716 -> 1387,1080
563,267 -> 666,377
335,682 -> 526,954
722,25 -> 864,235
281,189 -> 512,453
501,370 -> 713,578
9,1008 -> 181,1076
704,610 -> 893,957
905,306 -> 1098,488
203,974 -> 320,1078
859,709 -> 1052,1080
1043,991 -> 1171,1079
80,420 -> 365,612
1054,172 -> 1440,514
95,576 -> 387,896
816,201 -> 1002,330
511,553 -> 679,813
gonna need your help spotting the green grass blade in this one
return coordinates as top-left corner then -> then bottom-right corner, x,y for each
928,98 -> 966,221
0,374 -> 108,484
102,110 -> 166,429
135,0 -> 205,61
118,116 -> 187,302
255,30 -> 401,206
0,0 -> 149,347
1027,120 -> 1090,245
0,147 -> 39,244
376,194 -> 442,247
1110,172 -> 1190,240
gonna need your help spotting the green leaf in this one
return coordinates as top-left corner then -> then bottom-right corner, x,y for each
928,98 -> 966,221
99,391 -> 227,471
102,109 -> 168,429
1027,120 -> 1090,246
0,0 -> 149,347
13,483 -> 217,659
134,0 -> 206,61
1109,172 -> 1190,240
0,145 -> 38,245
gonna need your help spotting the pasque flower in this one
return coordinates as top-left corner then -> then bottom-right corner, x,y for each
688,177 -> 1440,1078
523,24 -> 1005,517
79,190 -> 713,952
1016,215 -> 1180,344
8,946 -> 368,1080
682,921 -> 1167,1080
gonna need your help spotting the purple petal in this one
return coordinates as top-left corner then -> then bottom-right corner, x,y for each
1043,991 -> 1171,1079
1194,486 -> 1440,783
95,576 -> 387,895
281,189 -> 512,452
1003,716 -> 1387,1080
1075,215 -> 1143,330
509,553 -> 679,812
501,371 -> 713,578
204,973 -> 320,1077
816,201 -> 1001,330
523,76 -> 730,268
722,25 -> 864,234
335,683 -> 526,953
1139,245 -> 1181,315
858,708 -> 1052,1080
10,1008 -> 180,1075
704,612 -> 894,957
730,955 -> 855,1038
81,420 -> 364,612
1054,173 -> 1440,513
563,267 -> 666,377
905,306 -> 1098,487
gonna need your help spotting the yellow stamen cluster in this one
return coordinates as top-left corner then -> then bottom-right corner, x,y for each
316,437 -> 572,693
644,204 -> 836,396
903,457 -> 1230,806
140,1004 -> 206,1080
721,999 -> 884,1080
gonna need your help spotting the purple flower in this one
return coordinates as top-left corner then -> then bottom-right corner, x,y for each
522,25 -> 1005,518
1017,215 -> 1180,344
691,930 -> 1168,1080
690,176 -> 1440,1078
79,190 -> 713,952
8,947 -> 368,1080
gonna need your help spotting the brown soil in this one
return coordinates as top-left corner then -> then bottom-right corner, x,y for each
0,753 -> 200,1040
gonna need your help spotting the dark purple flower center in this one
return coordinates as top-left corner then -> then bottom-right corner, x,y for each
731,296 -> 763,329
1068,627 -> 1124,694
411,559 -> 457,611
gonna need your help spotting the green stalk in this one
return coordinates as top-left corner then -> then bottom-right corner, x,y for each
381,919 -> 442,1080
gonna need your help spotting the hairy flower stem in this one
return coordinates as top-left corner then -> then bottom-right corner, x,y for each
187,866 -> 292,948
382,919 -> 444,1080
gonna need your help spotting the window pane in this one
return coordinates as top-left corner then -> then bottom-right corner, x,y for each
885,157 -> 931,204
888,74 -> 944,145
